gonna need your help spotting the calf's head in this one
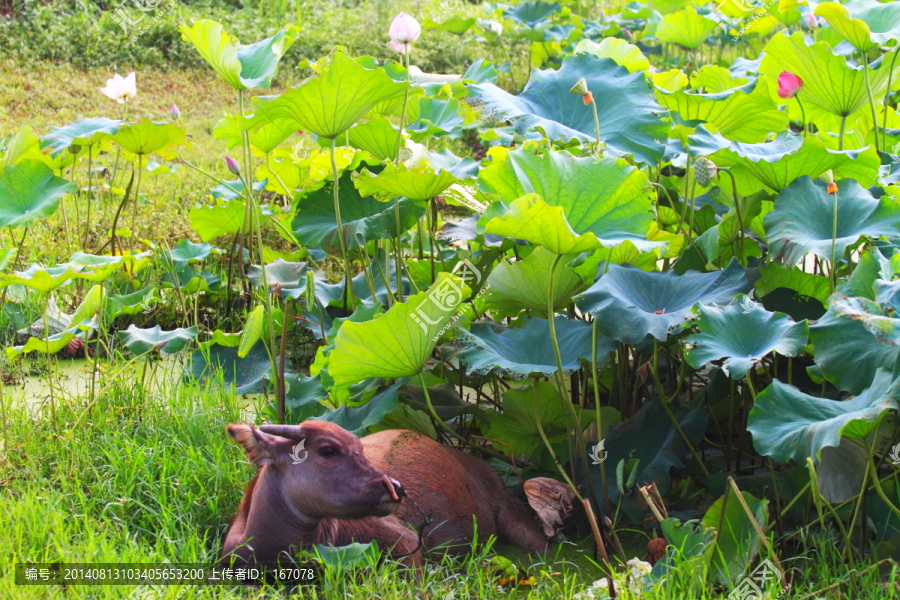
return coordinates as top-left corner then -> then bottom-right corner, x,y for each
227,421 -> 404,520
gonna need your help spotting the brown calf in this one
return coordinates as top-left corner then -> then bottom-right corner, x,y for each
222,421 -> 547,565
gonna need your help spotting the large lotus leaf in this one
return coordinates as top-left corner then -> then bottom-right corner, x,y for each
187,343 -> 272,394
110,120 -> 187,158
484,381 -> 619,460
346,117 -> 400,161
328,273 -> 469,387
118,325 -> 198,356
650,518 -> 715,585
293,171 -> 424,252
467,53 -> 668,164
213,112 -> 300,154
42,117 -> 121,156
759,32 -> 898,119
485,247 -> 589,314
104,286 -> 160,321
748,368 -> 900,467
180,20 -> 296,90
456,317 -> 616,377
655,6 -> 718,50
477,146 -> 656,249
658,79 -> 787,143
190,199 -> 271,242
690,65 -> 748,94
839,248 -> 900,301
247,259 -> 308,290
2,126 -> 47,168
502,1 -> 560,26
354,162 -> 459,201
755,263 -> 832,308
480,194 -> 602,255
765,177 -> 900,265
311,380 -> 401,436
587,398 -> 708,520
573,38 -> 650,73
6,319 -> 98,359
0,160 -> 74,228
816,0 -> 900,51
710,134 -> 880,195
685,299 -> 808,379
702,490 -> 768,585
407,98 -> 465,141
575,259 -> 750,344
257,52 -> 408,139
0,252 -> 150,291
210,178 -> 268,201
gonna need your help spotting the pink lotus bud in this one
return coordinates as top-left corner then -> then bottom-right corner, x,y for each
170,103 -> 180,120
388,40 -> 408,55
225,156 -> 241,176
777,72 -> 803,99
804,13 -> 818,29
389,12 -> 421,44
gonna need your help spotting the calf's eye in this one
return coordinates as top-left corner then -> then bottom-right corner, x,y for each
319,446 -> 339,457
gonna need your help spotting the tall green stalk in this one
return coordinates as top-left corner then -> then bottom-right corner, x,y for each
830,185 -> 839,292
331,137 -> 356,311
863,52 -> 881,154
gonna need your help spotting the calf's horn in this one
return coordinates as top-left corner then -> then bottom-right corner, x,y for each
258,424 -> 305,441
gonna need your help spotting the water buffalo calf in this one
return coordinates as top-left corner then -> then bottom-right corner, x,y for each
222,421 -> 547,565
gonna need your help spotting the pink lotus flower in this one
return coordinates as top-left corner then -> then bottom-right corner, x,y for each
225,156 -> 241,176
777,72 -> 803,99
389,12 -> 421,44
100,72 -> 137,103
170,103 -> 180,120
805,13 -> 819,29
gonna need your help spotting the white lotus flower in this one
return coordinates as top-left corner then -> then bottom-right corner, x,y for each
100,72 -> 137,104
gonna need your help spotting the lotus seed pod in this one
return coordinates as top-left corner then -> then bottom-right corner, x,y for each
570,77 -> 589,96
820,169 -> 834,185
693,156 -> 717,187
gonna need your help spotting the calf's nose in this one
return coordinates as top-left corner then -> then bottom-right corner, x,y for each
381,474 -> 405,501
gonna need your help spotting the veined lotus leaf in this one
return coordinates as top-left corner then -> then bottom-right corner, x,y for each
657,79 -> 787,143
213,112 -> 301,154
655,6 -> 718,49
210,178 -> 267,201
310,380 -> 401,435
759,32 -> 899,119
650,518 -> 715,584
748,368 -> 900,465
407,98 -> 465,142
485,247 -> 590,314
110,120 -> 187,159
481,194 -> 602,255
810,295 -> 900,394
477,146 -> 656,250
0,160 -> 74,228
118,325 -> 199,356
484,381 -> 619,460
163,240 -> 216,270
690,65 -> 748,93
755,263 -> 832,308
247,259 -> 308,290
422,15 -> 477,35
456,316 -> 616,377
238,305 -> 267,358
346,117 -> 400,161
702,490 -> 768,585
816,0 -> 900,51
354,162 -> 459,201
836,249 -> 900,300
2,126 -> 47,168
328,273 -> 469,387
0,251 -> 150,291
180,20 -> 297,90
42,117 -> 122,156
190,199 -> 272,242
467,53 -> 669,164
586,398 -> 708,521
502,1 -> 561,26
574,259 -> 750,344
6,319 -> 98,360
294,171 -> 425,252
710,133 -> 880,195
574,38 -> 650,72
684,298 -> 809,379
257,52 -> 408,139
276,372 -> 327,423
104,286 -> 160,320
187,343 -> 272,394
765,177 -> 900,265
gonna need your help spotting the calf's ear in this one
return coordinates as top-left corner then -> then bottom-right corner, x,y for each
226,423 -> 288,466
